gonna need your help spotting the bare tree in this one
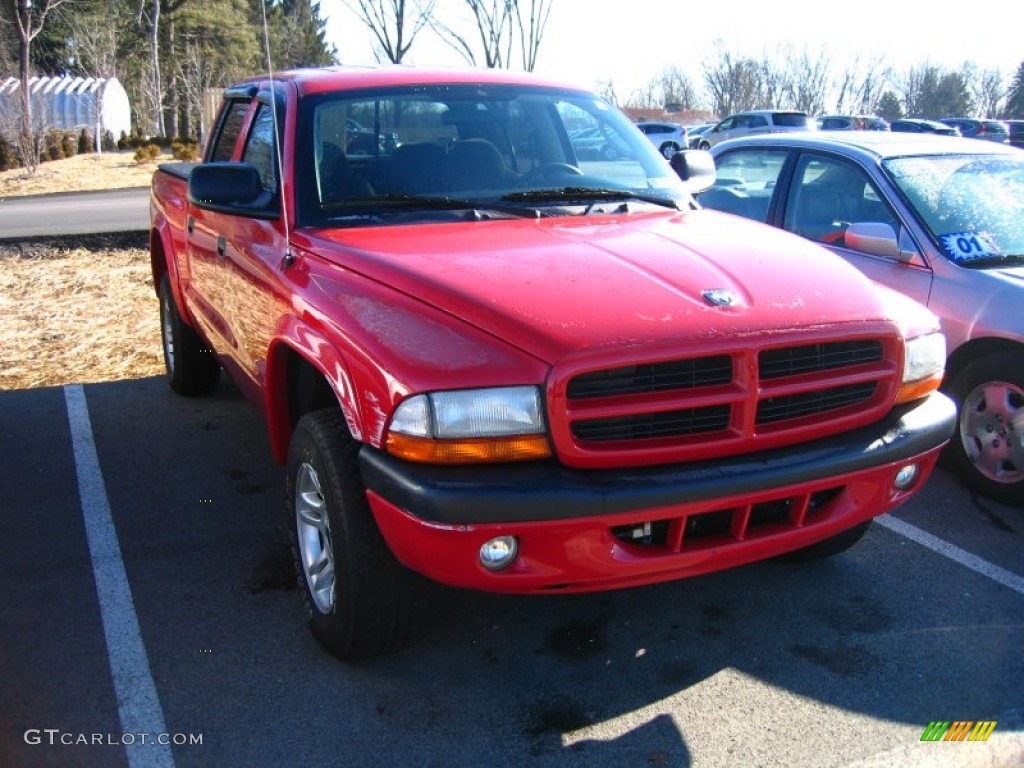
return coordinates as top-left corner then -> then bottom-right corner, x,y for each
1,0 -> 72,172
832,55 -> 890,115
653,65 -> 699,111
343,0 -> 436,64
433,0 -> 514,68
702,44 -> 761,116
782,46 -> 831,114
512,0 -> 550,72
967,64 -> 1007,117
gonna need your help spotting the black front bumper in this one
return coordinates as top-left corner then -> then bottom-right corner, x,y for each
359,391 -> 957,525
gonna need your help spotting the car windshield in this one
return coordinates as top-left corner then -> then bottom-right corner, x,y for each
296,84 -> 687,227
883,153 -> 1024,267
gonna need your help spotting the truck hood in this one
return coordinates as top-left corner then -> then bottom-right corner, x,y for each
299,210 -> 894,364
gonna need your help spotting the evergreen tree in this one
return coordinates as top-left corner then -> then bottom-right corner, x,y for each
1005,62 -> 1024,118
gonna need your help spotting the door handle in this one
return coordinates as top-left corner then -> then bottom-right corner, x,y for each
217,236 -> 227,258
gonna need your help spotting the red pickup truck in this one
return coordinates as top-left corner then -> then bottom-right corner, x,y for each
150,66 -> 956,660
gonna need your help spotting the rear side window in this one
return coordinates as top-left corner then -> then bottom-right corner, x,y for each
699,149 -> 787,222
208,100 -> 250,161
773,113 -> 812,128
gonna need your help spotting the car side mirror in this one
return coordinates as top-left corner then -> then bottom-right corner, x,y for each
844,222 -> 917,262
670,149 -> 716,194
188,162 -> 278,218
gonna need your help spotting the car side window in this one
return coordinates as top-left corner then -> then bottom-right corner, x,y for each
783,155 -> 899,249
699,149 -> 787,222
242,104 -> 278,193
208,100 -> 250,162
750,115 -> 768,128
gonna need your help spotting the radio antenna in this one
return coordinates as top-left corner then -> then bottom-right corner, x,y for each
259,0 -> 293,267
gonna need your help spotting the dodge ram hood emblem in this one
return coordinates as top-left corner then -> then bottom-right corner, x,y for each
702,289 -> 738,307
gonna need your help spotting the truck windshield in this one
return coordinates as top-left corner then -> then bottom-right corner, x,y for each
295,84 -> 688,226
884,153 -> 1024,267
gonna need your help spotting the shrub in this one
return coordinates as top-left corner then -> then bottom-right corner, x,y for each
133,143 -> 162,164
171,140 -> 201,162
61,132 -> 77,158
0,136 -> 19,171
78,128 -> 95,154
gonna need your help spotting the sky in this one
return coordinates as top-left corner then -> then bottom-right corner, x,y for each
317,0 -> 1022,104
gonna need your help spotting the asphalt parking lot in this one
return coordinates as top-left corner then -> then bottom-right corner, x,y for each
1,376 -> 1021,767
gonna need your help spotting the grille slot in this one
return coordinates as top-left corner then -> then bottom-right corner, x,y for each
568,355 -> 732,399
610,487 -> 845,550
759,340 -> 883,379
757,382 -> 877,424
572,405 -> 730,442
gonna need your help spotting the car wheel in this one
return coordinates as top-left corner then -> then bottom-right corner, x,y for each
945,352 -> 1024,506
775,522 -> 872,562
698,141 -> 711,151
602,144 -> 620,160
660,142 -> 680,159
158,273 -> 220,395
287,409 -> 423,659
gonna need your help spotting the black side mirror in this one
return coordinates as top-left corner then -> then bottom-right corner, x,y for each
670,149 -> 716,194
188,162 -> 277,218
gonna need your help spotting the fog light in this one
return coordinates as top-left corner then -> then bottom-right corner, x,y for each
479,536 -> 518,571
894,463 -> 919,490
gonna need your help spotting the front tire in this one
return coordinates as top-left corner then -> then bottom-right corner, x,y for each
945,352 -> 1024,506
287,409 -> 422,660
159,273 -> 219,395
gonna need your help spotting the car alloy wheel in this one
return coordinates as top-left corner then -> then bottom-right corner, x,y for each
294,461 -> 336,614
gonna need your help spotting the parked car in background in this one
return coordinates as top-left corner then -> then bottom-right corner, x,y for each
699,132 -> 1024,503
569,125 -> 634,160
818,115 -> 889,131
940,118 -> 1010,144
1006,120 -> 1024,149
637,121 -> 688,158
889,119 -> 960,136
686,123 -> 715,148
697,110 -> 815,149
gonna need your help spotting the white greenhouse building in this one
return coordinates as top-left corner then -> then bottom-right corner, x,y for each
0,76 -> 132,139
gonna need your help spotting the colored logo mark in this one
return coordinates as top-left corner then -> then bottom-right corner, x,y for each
921,721 -> 997,742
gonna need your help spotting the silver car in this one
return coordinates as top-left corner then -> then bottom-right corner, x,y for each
697,110 -> 816,149
699,132 -> 1024,504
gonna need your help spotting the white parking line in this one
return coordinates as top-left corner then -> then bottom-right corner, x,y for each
877,514 -> 1024,597
64,385 -> 175,768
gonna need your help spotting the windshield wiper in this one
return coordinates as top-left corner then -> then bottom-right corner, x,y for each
503,187 -> 682,210
334,193 -> 544,219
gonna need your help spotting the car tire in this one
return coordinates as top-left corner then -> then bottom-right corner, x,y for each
660,142 -> 680,159
287,408 -> 423,660
944,352 -> 1024,506
775,522 -> 871,562
159,273 -> 220,395
698,141 -> 711,151
602,144 -> 620,160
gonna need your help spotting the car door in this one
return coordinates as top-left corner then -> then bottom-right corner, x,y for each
187,94 -> 289,400
779,152 -> 933,307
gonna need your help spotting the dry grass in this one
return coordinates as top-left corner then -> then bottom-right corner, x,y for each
0,243 -> 164,391
1,153 -> 168,391
0,150 -> 162,197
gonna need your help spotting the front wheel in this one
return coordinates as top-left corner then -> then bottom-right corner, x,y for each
698,141 -> 711,151
158,273 -> 219,395
660,142 -> 680,159
945,352 -> 1024,506
287,409 -> 423,660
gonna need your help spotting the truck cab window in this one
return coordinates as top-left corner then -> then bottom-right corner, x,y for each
242,105 -> 278,193
208,100 -> 250,162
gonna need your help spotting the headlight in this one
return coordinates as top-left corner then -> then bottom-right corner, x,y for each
386,386 -> 551,464
896,332 -> 946,404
